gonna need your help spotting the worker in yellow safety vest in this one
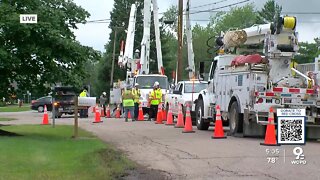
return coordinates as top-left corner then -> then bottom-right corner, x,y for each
148,81 -> 162,121
122,85 -> 135,122
132,83 -> 141,121
79,88 -> 87,118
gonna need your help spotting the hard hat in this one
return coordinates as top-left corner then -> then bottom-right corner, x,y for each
102,92 -> 106,95
154,81 -> 159,87
135,83 -> 139,86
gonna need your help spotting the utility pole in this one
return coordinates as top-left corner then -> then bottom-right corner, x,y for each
110,29 -> 118,88
177,0 -> 183,81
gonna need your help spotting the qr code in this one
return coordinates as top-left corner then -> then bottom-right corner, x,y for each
278,117 -> 305,144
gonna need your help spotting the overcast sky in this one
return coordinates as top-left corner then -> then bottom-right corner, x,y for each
73,0 -> 320,52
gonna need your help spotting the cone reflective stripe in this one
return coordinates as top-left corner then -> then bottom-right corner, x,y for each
212,105 -> 226,139
115,105 -> 121,118
182,103 -> 195,133
106,104 -> 111,118
42,105 -> 49,125
155,103 -> 163,124
93,105 -> 103,123
260,107 -> 279,146
175,103 -> 184,128
138,102 -> 145,121
166,103 -> 174,125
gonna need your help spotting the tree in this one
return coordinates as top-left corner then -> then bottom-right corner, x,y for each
0,0 -> 99,100
209,4 -> 258,35
161,5 -> 178,33
257,0 -> 282,23
295,41 -> 320,64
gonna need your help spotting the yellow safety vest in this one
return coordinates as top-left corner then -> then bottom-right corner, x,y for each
122,90 -> 134,107
79,91 -> 86,97
150,89 -> 162,105
132,88 -> 141,103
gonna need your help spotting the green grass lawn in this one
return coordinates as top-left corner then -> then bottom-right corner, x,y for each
0,105 -> 30,112
0,117 -> 16,121
0,125 -> 134,180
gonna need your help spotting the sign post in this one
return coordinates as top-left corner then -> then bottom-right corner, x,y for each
73,96 -> 79,138
73,97 -> 96,138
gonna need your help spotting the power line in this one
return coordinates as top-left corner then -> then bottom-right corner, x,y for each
190,0 -> 230,10
190,0 -> 250,15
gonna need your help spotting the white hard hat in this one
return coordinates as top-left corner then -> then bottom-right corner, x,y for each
135,83 -> 139,86
102,92 -> 106,95
154,81 -> 159,87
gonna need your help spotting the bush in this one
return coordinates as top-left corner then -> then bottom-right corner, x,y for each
0,101 -> 6,107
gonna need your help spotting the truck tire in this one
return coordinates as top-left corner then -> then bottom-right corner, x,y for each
229,101 -> 243,136
196,99 -> 209,130
37,106 -> 44,113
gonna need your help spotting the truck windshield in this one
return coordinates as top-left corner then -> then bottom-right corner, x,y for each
136,76 -> 168,89
184,83 -> 207,93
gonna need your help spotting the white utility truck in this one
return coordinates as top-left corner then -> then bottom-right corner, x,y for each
166,81 -> 207,123
110,0 -> 169,109
194,16 -> 320,139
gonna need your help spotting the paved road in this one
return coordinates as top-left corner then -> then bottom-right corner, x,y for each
1,111 -> 320,180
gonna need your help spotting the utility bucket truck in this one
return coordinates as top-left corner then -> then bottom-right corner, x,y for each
111,0 -> 169,114
195,16 -> 320,139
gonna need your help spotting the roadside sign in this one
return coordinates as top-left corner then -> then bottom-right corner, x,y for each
277,109 -> 306,116
78,97 -> 96,107
277,109 -> 306,145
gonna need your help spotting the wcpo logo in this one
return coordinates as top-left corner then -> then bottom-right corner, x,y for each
291,147 -> 307,165
20,14 -> 37,24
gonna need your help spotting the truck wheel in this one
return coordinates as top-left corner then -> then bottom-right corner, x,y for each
196,99 -> 209,130
229,102 -> 243,136
37,106 -> 44,113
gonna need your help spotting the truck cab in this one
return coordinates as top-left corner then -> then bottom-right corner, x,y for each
133,74 -> 168,114
166,80 -> 207,123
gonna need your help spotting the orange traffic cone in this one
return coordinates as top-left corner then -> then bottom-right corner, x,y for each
166,103 -> 174,126
93,105 -> 102,123
162,106 -> 167,122
175,104 -> 184,128
138,102 -> 145,121
115,105 -> 121,118
182,103 -> 195,133
42,105 -> 49,125
155,103 -> 163,124
260,107 -> 279,146
106,104 -> 111,118
100,106 -> 105,117
128,111 -> 132,119
212,105 -> 226,139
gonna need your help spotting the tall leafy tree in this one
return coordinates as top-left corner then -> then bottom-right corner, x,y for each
0,0 -> 99,99
257,0 -> 282,23
210,4 -> 258,35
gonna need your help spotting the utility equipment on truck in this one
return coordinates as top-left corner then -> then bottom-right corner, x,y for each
110,1 -> 169,112
195,16 -> 320,139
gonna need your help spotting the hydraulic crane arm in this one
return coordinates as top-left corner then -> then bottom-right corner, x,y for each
185,0 -> 195,79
